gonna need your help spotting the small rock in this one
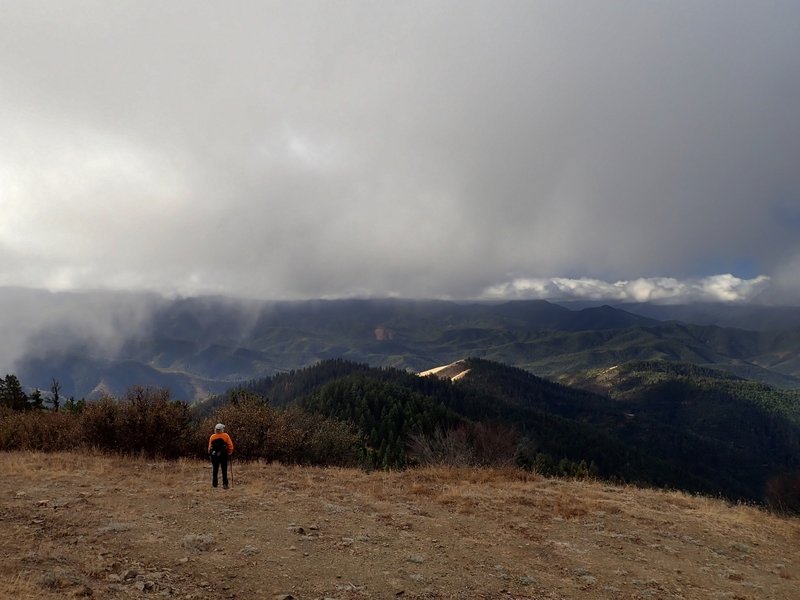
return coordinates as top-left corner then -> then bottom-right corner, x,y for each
107,574 -> 122,583
122,569 -> 139,581
407,555 -> 425,564
274,595 -> 296,600
240,545 -> 260,556
97,523 -> 133,534
73,585 -> 93,597
177,557 -> 189,564
182,533 -> 214,552
132,580 -> 155,592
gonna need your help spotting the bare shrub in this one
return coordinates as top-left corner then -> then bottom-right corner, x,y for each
0,406 -> 14,450
0,406 -> 78,451
80,397 -> 120,452
409,423 -> 526,468
765,472 -> 800,516
201,394 -> 361,466
470,423 -> 527,468
409,426 -> 473,467
204,394 -> 275,460
274,407 -> 361,466
116,387 -> 194,458
17,411 -> 79,451
80,388 -> 194,457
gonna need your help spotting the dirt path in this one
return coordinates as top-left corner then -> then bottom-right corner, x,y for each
1,452 -> 798,599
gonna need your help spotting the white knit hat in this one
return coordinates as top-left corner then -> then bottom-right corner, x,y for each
215,423 -> 225,432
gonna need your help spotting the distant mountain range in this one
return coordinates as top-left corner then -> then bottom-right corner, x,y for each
613,302 -> 800,331
5,290 -> 800,399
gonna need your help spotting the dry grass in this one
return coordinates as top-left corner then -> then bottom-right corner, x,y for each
1,451 -> 799,599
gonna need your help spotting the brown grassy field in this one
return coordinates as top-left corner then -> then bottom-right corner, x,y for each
1,451 -> 798,599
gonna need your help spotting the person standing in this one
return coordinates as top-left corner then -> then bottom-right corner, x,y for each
208,423 -> 234,489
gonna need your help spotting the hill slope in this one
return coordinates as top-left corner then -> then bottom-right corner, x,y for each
3,452 -> 797,600
211,358 -> 800,502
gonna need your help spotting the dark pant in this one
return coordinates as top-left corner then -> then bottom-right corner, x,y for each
211,453 -> 229,487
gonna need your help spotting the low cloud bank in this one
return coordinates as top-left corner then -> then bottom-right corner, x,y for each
481,274 -> 772,304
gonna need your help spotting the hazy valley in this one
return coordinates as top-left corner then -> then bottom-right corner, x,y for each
6,290 -> 800,401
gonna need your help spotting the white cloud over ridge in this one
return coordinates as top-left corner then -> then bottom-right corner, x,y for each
481,274 -> 772,304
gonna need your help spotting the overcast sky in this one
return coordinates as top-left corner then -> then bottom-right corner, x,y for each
1,1 -> 799,304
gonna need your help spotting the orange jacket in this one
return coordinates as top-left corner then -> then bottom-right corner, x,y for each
208,432 -> 234,455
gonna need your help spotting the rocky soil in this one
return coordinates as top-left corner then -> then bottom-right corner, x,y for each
1,452 -> 798,599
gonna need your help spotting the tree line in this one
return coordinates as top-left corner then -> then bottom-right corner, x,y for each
4,360 -> 800,515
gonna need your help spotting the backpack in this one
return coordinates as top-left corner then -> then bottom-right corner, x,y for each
210,437 -> 228,458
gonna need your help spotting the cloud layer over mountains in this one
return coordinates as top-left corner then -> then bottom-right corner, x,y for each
1,2 -> 799,301
483,274 -> 772,304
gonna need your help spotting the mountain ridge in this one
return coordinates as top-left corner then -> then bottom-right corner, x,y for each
5,290 -> 800,399
213,357 -> 800,502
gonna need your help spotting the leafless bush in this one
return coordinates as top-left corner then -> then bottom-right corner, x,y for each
80,388 -> 194,457
274,407 -> 361,466
409,423 -> 527,468
199,394 -> 361,466
116,387 -> 193,458
409,427 -> 473,467
80,397 -> 121,452
201,394 -> 275,460
0,406 -> 80,451
765,472 -> 800,516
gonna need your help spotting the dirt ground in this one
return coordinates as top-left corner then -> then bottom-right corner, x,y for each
1,452 -> 798,599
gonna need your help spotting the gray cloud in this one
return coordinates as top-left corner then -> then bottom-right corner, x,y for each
0,287 -> 162,375
1,1 -> 799,300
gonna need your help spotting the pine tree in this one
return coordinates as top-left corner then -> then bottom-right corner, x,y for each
29,389 -> 44,410
0,374 -> 28,410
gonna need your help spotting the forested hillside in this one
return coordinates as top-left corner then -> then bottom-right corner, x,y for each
201,358 -> 800,502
